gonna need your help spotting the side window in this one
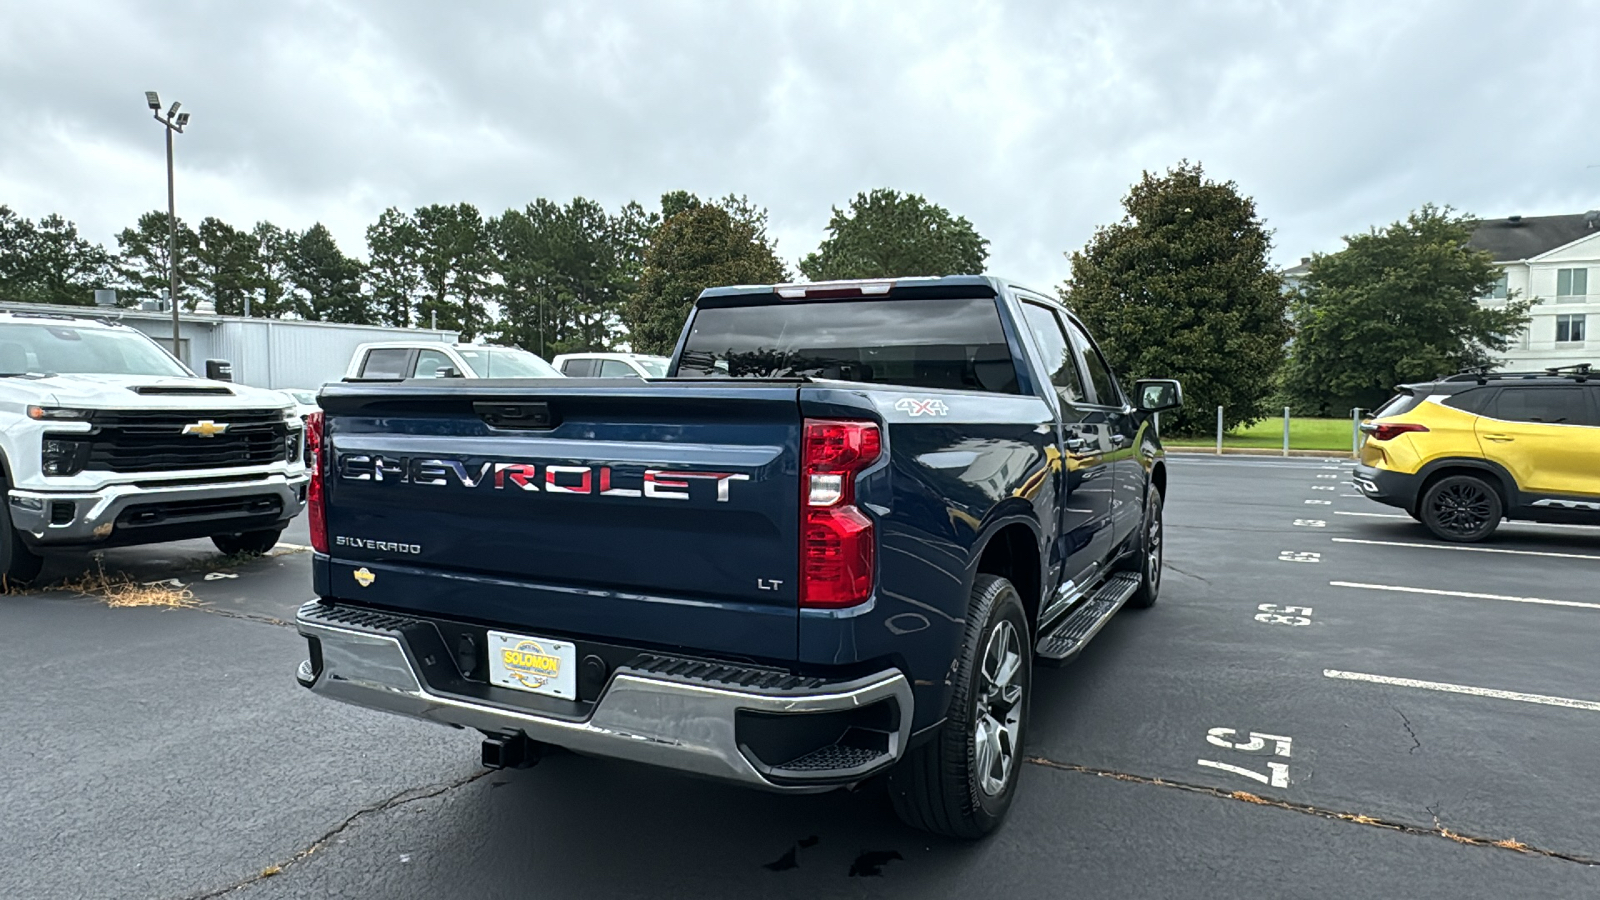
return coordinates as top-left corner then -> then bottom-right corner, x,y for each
562,359 -> 595,377
412,348 -> 453,378
1490,387 -> 1593,425
1440,389 -> 1491,414
1063,320 -> 1121,406
1018,302 -> 1086,406
598,359 -> 636,377
359,348 -> 413,379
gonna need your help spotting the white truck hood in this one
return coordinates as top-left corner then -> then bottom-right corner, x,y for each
28,374 -> 293,412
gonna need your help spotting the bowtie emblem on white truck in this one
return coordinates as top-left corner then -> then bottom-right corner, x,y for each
181,420 -> 230,438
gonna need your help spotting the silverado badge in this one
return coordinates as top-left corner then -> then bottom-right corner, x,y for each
181,419 -> 230,438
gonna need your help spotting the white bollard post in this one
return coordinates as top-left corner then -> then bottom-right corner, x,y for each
1216,406 -> 1224,456
1282,406 -> 1291,457
1351,407 -> 1362,457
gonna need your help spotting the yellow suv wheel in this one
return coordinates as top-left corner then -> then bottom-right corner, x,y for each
1419,474 -> 1502,542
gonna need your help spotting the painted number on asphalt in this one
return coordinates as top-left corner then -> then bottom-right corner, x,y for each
1305,499 -> 1331,505
1199,727 -> 1292,788
1311,485 -> 1337,491
1293,519 -> 1326,528
1316,474 -> 1338,479
1256,603 -> 1313,626
1278,551 -> 1321,563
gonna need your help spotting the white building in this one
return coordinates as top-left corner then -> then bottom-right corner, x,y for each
0,301 -> 458,390
1472,212 -> 1600,370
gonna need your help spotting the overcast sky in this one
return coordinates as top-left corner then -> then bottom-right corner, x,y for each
3,0 -> 1597,289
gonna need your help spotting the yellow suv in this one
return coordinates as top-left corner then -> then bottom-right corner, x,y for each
1352,366 -> 1600,541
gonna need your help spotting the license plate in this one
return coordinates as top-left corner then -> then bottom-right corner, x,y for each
486,630 -> 577,700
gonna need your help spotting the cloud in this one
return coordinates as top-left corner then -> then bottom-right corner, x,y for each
2,0 -> 1596,291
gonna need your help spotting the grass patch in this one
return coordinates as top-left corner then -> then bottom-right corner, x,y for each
1168,417 -> 1358,451
58,560 -> 198,609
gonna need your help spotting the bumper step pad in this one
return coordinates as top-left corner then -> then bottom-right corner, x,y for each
773,743 -> 889,774
1034,572 -> 1142,662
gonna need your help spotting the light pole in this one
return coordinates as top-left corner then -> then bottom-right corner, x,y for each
145,91 -> 190,359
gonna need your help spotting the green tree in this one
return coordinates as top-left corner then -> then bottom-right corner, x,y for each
195,217 -> 261,315
490,197 -> 643,358
250,222 -> 297,318
799,188 -> 988,281
0,207 -> 116,305
414,203 -> 491,339
624,194 -> 786,354
288,223 -> 369,323
1285,205 -> 1532,415
365,208 -> 423,328
1063,161 -> 1289,433
115,210 -> 201,308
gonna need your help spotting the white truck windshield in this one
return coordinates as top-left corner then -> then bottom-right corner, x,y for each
0,322 -> 189,377
456,348 -> 562,378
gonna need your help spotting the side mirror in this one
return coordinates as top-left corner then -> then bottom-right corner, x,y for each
434,366 -> 464,379
205,359 -> 234,382
1134,378 -> 1182,413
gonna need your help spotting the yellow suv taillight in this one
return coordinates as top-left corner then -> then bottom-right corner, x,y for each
1361,422 -> 1430,441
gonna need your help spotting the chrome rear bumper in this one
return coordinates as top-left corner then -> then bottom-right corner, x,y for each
295,601 -> 913,790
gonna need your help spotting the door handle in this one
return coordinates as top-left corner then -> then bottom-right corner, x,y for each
1483,434 -> 1515,443
1065,437 -> 1088,452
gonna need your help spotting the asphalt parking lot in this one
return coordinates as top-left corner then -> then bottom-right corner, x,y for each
3,455 -> 1598,899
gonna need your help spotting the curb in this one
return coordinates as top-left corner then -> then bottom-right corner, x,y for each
1167,447 -> 1355,459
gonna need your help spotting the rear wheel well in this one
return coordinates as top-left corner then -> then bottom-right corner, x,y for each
976,524 -> 1041,635
1416,465 -> 1509,513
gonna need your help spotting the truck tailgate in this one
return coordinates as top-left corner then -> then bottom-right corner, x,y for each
318,382 -> 803,660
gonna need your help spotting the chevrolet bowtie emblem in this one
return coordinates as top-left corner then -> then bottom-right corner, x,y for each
181,419 -> 229,438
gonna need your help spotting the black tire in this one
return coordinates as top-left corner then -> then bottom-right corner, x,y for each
1419,475 -> 1502,543
1125,485 -> 1163,609
0,483 -> 44,591
889,574 -> 1030,840
211,528 -> 283,556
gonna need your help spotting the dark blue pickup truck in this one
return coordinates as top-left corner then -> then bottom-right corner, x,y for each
295,275 -> 1181,838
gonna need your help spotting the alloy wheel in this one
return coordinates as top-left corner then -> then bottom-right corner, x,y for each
1431,482 -> 1493,536
974,619 -> 1024,797
1146,500 -> 1163,593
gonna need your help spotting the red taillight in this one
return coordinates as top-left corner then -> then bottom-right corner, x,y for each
305,411 -> 328,554
800,418 -> 882,609
1363,422 -> 1430,442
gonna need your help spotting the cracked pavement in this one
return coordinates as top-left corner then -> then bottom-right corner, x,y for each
3,459 -> 1599,898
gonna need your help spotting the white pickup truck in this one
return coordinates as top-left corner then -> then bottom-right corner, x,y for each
345,342 -> 563,380
1,310 -> 307,586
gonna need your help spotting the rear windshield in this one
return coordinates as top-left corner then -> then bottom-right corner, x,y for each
1372,391 -> 1425,419
676,297 -> 1020,393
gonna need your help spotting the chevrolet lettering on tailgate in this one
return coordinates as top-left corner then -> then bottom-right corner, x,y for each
336,454 -> 750,501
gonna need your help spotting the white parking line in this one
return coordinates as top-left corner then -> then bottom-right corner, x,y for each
1329,580 -> 1600,611
1330,537 -> 1600,561
1331,510 -> 1600,532
1324,669 -> 1600,713
1172,461 -> 1344,470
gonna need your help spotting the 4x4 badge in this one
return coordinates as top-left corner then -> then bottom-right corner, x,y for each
895,398 -> 949,417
